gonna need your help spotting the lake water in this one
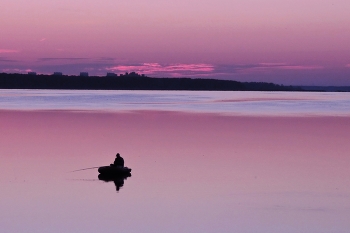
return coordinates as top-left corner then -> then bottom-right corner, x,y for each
1,89 -> 350,116
1,90 -> 350,233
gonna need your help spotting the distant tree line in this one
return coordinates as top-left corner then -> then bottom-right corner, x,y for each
0,72 -> 302,91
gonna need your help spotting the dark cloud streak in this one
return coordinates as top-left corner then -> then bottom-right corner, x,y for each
37,58 -> 89,62
0,57 -> 18,63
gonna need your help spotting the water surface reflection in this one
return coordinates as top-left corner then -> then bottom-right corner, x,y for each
1,90 -> 350,116
1,106 -> 350,232
98,173 -> 131,192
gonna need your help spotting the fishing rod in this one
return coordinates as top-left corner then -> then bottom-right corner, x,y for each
69,166 -> 101,173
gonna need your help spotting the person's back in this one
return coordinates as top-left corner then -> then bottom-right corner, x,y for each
113,153 -> 124,167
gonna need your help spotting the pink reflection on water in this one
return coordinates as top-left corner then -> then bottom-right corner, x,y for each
1,110 -> 350,232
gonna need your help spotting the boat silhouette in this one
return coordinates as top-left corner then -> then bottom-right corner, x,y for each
98,166 -> 132,192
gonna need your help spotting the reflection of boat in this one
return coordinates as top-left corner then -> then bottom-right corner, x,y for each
98,166 -> 132,176
98,173 -> 131,192
98,166 -> 132,192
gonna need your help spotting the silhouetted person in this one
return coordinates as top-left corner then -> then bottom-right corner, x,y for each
113,153 -> 124,167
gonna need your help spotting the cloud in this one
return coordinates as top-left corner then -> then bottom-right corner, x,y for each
0,49 -> 19,54
39,38 -> 47,42
106,63 -> 215,77
258,63 -> 288,66
0,57 -> 17,62
98,57 -> 116,62
346,64 -> 350,68
38,57 -> 89,62
266,65 -> 324,70
241,63 -> 324,72
1,68 -> 30,73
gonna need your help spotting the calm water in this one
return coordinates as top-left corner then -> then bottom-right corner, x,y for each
1,90 -> 350,233
1,89 -> 350,116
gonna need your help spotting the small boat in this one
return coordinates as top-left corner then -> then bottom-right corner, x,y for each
98,173 -> 131,181
98,166 -> 132,176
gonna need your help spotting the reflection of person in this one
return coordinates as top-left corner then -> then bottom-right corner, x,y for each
114,179 -> 125,192
98,173 -> 130,193
113,153 -> 124,167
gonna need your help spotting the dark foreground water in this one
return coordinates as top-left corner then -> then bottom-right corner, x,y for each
1,90 -> 350,233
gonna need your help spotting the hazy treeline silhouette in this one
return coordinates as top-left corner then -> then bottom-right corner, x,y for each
0,73 -> 301,91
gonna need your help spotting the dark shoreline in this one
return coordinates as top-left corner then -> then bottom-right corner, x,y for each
1,72 -> 348,92
0,72 -> 300,91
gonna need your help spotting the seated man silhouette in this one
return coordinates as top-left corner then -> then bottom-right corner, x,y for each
112,153 -> 124,167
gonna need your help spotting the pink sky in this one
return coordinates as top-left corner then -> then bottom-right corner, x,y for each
1,0 -> 350,85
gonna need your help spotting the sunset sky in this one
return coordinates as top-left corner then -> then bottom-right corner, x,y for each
1,0 -> 350,85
